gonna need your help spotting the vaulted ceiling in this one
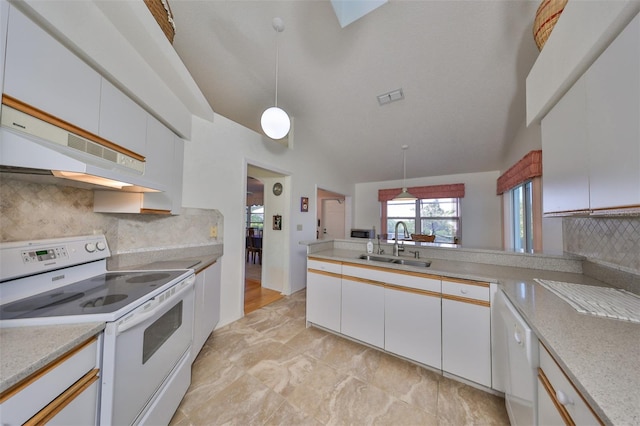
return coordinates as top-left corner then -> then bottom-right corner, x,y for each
170,0 -> 540,183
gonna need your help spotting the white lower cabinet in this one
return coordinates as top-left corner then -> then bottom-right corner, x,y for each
306,259 -> 342,333
192,260 -> 222,362
441,278 -> 492,387
537,342 -> 602,425
341,275 -> 385,348
384,283 -> 441,369
306,258 -> 495,387
0,336 -> 100,425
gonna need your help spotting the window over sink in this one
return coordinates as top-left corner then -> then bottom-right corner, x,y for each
386,198 -> 461,243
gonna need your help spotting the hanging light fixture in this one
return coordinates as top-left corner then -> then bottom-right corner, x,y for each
261,17 -> 290,140
394,145 -> 417,200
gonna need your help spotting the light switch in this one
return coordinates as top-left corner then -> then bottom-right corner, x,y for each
297,224 -> 303,231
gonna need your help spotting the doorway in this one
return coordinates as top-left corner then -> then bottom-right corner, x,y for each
317,188 -> 347,239
244,167 -> 284,314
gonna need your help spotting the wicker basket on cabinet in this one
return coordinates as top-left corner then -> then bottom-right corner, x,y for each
533,0 -> 568,50
144,0 -> 176,44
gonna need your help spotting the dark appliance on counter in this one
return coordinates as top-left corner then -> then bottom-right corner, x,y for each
350,228 -> 376,239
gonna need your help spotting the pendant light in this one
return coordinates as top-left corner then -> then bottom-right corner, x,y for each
261,17 -> 290,140
394,145 -> 417,200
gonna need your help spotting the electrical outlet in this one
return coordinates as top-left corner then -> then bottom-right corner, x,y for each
210,226 -> 218,238
297,224 -> 303,231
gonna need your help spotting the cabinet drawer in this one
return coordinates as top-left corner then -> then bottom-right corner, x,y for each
308,258 -> 342,275
0,337 -> 98,425
442,278 -> 490,302
539,343 -> 602,425
342,264 -> 440,293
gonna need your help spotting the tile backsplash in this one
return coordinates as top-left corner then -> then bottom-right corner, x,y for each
564,217 -> 640,274
0,177 -> 222,256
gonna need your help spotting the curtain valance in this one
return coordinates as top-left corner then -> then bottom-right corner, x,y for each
378,184 -> 465,202
496,150 -> 542,195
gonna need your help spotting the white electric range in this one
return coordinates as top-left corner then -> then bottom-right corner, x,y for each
0,234 -> 196,425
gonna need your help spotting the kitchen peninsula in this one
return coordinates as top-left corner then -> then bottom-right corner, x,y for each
303,239 -> 640,426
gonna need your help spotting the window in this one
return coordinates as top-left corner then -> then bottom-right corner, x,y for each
246,205 -> 264,230
511,181 -> 533,252
386,198 -> 461,243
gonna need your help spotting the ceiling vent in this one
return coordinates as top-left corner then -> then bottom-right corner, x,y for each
377,89 -> 404,106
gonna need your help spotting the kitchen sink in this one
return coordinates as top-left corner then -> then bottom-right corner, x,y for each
391,258 -> 431,267
358,254 -> 394,263
358,254 -> 431,268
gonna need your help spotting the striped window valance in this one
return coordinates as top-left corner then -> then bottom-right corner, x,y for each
496,150 -> 542,195
378,184 -> 465,202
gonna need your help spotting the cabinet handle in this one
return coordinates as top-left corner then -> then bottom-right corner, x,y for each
514,329 -> 523,345
461,288 -> 468,294
556,390 -> 574,406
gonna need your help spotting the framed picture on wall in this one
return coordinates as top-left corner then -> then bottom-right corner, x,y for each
301,197 -> 309,212
273,215 -> 282,230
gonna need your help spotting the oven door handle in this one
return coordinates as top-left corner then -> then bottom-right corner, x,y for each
116,275 -> 196,334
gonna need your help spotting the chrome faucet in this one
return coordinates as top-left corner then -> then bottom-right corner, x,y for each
377,235 -> 384,254
393,221 -> 410,256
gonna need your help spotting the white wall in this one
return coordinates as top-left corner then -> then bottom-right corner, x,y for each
354,171 -> 503,250
501,121 -> 563,254
182,114 -> 353,327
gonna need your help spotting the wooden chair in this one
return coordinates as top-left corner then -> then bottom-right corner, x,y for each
246,228 -> 262,264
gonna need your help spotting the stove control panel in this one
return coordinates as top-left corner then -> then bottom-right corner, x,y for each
0,235 -> 111,282
22,246 -> 68,263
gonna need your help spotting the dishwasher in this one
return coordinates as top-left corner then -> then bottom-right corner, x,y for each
497,289 -> 538,426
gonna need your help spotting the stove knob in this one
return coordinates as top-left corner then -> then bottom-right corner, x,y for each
85,242 -> 97,253
96,241 -> 107,251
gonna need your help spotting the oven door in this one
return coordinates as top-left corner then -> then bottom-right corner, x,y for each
100,275 -> 195,426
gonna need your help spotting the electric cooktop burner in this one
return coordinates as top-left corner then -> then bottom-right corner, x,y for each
0,270 -> 186,320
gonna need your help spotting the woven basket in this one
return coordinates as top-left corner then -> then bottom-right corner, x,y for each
533,0 -> 568,51
411,234 -> 436,242
144,0 -> 176,44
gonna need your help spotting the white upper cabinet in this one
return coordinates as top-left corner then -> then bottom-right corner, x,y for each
93,115 -> 184,214
141,115 -> 175,211
4,6 -> 101,133
98,79 -> 147,156
586,13 -> 640,211
541,76 -> 590,214
541,12 -> 640,215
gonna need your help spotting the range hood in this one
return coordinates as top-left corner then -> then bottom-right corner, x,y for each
0,104 -> 164,192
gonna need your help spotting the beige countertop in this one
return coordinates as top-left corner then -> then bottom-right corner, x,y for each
309,248 -> 640,426
0,322 -> 105,394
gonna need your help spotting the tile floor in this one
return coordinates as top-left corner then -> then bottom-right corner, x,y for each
170,290 -> 509,425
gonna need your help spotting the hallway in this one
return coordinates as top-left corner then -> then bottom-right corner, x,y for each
245,261 -> 283,314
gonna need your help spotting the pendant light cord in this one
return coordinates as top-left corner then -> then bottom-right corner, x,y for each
275,34 -> 279,108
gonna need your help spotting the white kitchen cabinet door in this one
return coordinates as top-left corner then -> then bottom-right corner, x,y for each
538,342 -> 602,425
541,75 -> 590,214
98,79 -> 147,156
586,13 -> 640,210
341,277 -> 384,348
192,271 -> 206,362
168,136 -> 184,214
306,260 -> 342,333
203,260 -> 221,336
441,279 -> 491,387
538,373 -> 567,426
4,6 -> 101,133
141,114 -> 174,210
384,285 -> 441,369
192,261 -> 221,362
442,298 -> 491,386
